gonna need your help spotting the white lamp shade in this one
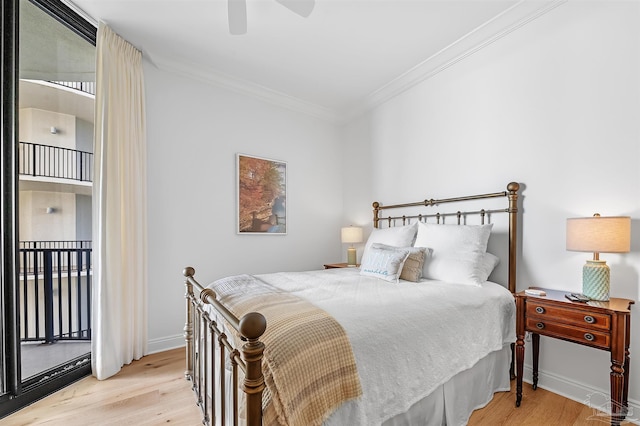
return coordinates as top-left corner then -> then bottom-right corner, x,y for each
566,216 -> 631,253
341,226 -> 363,244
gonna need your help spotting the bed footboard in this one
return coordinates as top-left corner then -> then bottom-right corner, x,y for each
183,267 -> 266,426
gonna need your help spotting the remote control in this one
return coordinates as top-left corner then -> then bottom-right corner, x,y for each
571,293 -> 590,302
525,289 -> 546,296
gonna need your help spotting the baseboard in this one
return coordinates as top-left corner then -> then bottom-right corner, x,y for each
147,334 -> 184,355
524,366 -> 640,425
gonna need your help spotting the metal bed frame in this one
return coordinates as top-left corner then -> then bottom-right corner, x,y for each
182,181 -> 520,425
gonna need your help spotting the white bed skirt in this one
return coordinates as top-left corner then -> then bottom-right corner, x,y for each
326,344 -> 512,426
209,343 -> 510,426
206,338 -> 510,426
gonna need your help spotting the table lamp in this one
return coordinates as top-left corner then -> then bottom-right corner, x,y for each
566,214 -> 631,301
341,226 -> 363,267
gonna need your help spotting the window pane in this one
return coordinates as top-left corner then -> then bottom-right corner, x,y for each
18,0 -> 95,382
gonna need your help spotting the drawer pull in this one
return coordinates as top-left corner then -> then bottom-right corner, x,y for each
584,315 -> 595,324
584,333 -> 595,342
535,307 -> 545,314
536,322 -> 545,330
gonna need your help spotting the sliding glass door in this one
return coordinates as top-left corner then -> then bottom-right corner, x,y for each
1,0 -> 96,417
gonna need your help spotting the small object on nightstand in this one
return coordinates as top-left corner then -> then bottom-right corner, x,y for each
324,263 -> 359,269
525,289 -> 546,296
565,292 -> 590,302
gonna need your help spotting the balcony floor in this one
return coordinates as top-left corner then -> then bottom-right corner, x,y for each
21,340 -> 90,380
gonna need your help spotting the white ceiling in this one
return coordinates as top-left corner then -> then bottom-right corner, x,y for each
65,0 -> 564,121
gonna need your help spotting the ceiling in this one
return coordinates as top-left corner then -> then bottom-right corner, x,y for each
64,0 -> 563,121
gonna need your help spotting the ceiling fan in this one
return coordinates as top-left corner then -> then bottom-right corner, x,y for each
228,0 -> 316,35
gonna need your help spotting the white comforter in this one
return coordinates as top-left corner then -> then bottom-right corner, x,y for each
253,267 -> 516,425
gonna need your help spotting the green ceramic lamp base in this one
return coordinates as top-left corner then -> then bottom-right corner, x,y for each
582,259 -> 610,301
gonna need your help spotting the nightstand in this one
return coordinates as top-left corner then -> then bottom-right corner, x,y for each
515,288 -> 634,425
323,263 -> 359,269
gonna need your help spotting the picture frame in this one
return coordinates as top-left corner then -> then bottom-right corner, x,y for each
237,153 -> 287,234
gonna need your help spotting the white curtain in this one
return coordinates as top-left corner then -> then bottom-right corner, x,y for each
92,22 -> 148,380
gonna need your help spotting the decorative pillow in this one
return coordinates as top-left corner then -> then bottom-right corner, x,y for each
371,243 -> 428,282
360,246 -> 410,283
361,222 -> 418,266
413,222 -> 494,286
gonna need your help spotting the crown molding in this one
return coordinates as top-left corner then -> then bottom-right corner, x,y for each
340,0 -> 568,122
150,54 -> 339,123
88,0 -> 567,125
64,0 -> 338,122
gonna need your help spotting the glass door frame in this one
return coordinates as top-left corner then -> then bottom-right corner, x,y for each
0,0 -> 96,417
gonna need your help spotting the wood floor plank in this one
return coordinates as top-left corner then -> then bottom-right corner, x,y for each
4,347 -> 635,425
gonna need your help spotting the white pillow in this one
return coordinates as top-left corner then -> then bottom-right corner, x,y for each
414,222 -> 494,286
480,252 -> 500,280
360,246 -> 410,283
361,222 -> 418,265
420,251 -> 500,286
414,222 -> 492,254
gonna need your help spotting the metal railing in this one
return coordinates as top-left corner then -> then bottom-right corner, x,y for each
19,240 -> 92,250
19,141 -> 93,182
49,80 -> 96,96
19,242 -> 92,343
19,241 -> 92,274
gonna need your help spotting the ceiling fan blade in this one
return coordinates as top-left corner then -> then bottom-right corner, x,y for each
275,0 -> 316,18
228,0 -> 247,35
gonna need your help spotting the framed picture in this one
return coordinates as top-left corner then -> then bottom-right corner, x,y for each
237,154 -> 287,234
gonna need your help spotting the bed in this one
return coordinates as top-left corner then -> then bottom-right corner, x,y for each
182,182 -> 520,426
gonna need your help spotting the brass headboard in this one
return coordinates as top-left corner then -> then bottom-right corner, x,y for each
372,182 -> 520,293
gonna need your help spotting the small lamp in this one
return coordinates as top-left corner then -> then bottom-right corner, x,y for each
341,226 -> 363,267
566,214 -> 631,301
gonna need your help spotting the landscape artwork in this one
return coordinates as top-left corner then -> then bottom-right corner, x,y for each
237,154 -> 287,234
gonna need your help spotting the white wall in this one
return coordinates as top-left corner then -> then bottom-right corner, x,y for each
18,107 -> 80,242
19,191 -> 76,241
19,108 -> 76,149
342,0 -> 640,414
144,63 -> 344,352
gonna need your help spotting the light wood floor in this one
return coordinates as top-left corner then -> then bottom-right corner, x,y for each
4,348 -> 635,425
468,381 -> 635,426
4,348 -> 202,425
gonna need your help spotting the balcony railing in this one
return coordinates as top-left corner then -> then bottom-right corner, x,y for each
20,240 -> 92,250
19,242 -> 92,343
48,80 -> 96,96
19,141 -> 93,183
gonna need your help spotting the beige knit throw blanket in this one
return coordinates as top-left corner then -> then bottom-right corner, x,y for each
209,274 -> 362,426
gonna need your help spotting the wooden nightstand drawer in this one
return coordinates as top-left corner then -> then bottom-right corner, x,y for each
525,317 -> 610,349
526,301 -> 611,331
